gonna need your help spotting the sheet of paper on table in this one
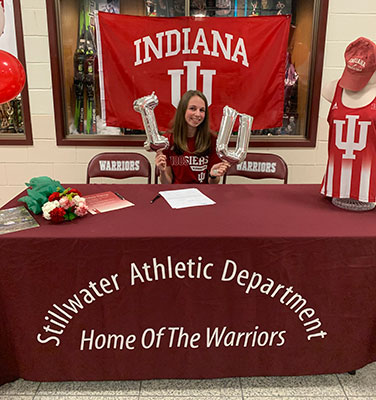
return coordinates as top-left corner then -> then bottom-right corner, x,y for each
159,188 -> 216,209
0,206 -> 39,235
85,191 -> 134,214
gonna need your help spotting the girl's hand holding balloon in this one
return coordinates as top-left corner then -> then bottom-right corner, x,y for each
210,161 -> 230,178
155,150 -> 167,172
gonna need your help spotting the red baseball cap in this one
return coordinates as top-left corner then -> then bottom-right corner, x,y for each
339,37 -> 376,91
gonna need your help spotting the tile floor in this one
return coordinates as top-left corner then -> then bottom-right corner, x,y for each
1,361 -> 375,400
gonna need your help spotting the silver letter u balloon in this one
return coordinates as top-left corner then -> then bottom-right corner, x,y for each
216,106 -> 253,164
133,92 -> 169,151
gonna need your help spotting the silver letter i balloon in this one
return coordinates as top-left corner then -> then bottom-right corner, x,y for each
133,92 -> 169,151
216,106 -> 253,164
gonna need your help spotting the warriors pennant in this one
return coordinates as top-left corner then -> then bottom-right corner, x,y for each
96,13 -> 290,131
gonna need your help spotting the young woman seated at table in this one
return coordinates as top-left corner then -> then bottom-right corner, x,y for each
155,90 -> 229,184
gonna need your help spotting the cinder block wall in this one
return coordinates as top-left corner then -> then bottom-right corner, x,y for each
1,0 -> 375,206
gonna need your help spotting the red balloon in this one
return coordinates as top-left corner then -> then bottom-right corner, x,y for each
0,50 -> 26,104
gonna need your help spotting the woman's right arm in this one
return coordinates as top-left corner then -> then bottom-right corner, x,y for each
155,151 -> 173,184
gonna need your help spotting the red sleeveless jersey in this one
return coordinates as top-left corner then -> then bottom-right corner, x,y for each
321,83 -> 376,202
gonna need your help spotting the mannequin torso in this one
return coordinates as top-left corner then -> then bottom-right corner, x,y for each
322,71 -> 376,108
320,70 -> 376,208
321,37 -> 376,209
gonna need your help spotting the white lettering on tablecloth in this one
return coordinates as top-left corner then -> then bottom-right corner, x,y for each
221,260 -> 327,341
206,326 -> 286,347
79,326 -> 286,350
36,274 -> 120,347
130,255 -> 213,285
80,329 -> 137,350
36,256 -> 328,348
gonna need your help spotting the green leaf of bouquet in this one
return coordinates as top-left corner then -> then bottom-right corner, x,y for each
66,212 -> 77,221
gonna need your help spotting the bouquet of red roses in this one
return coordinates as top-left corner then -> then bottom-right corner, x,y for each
41,187 -> 88,223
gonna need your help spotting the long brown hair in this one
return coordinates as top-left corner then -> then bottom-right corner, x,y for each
172,90 -> 211,156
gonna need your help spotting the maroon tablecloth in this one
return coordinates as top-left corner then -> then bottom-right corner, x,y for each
1,184 -> 376,384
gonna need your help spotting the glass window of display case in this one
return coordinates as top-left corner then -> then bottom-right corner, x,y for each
0,0 -> 32,145
47,0 -> 328,147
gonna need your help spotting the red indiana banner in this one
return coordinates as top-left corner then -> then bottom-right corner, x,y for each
96,13 -> 290,132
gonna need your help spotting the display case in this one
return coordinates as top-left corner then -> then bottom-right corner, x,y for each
47,0 -> 328,147
0,0 -> 32,145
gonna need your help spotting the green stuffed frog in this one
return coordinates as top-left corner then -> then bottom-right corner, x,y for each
18,176 -> 64,214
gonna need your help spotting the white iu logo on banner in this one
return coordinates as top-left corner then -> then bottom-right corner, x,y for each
168,61 -> 216,108
334,115 -> 371,159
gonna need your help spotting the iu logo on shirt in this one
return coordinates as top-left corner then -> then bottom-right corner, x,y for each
333,115 -> 371,160
197,172 -> 206,183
